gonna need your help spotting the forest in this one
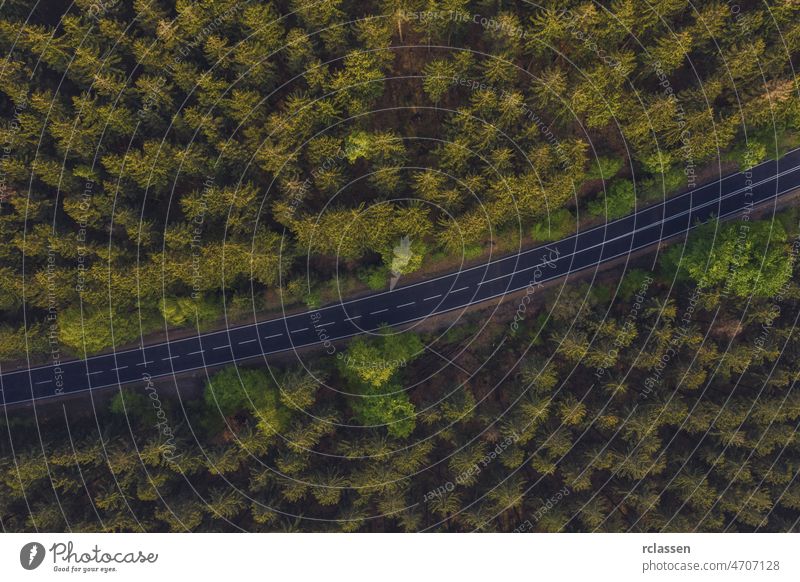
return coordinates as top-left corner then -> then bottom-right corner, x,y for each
3,209 -> 800,532
1,0 -> 798,357
1,0 -> 800,532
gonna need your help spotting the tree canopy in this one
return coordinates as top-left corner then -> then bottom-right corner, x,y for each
664,219 -> 794,298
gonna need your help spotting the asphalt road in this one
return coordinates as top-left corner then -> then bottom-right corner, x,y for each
3,148 -> 800,407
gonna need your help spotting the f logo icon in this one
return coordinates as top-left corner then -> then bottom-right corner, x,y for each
20,542 -> 46,570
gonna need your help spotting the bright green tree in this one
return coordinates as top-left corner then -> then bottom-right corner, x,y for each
663,219 -> 794,298
205,366 -> 291,435
338,328 -> 423,437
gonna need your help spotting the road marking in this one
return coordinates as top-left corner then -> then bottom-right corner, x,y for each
424,294 -> 442,301
5,155 -> 800,406
238,339 -> 257,345
88,371 -> 104,376
315,322 -> 335,327
112,366 -> 128,371
35,380 -> 53,385
187,350 -> 204,356
479,272 -> 519,285
212,345 -> 231,351
452,286 -> 469,293
136,361 -> 155,367
263,333 -> 283,340
397,301 -> 416,308
291,327 -> 309,333
162,355 -> 179,361
344,315 -> 362,321
370,308 -> 389,315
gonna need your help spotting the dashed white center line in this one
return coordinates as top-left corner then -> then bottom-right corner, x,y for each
187,350 -> 204,356
370,308 -> 389,315
112,366 -> 128,371
344,315 -> 362,321
35,380 -> 52,385
291,327 -> 309,333
238,339 -> 257,345
212,345 -> 231,351
263,333 -> 283,340
136,361 -> 155,367
162,355 -> 179,361
88,370 -> 104,376
424,294 -> 442,301
397,301 -> 416,308
452,286 -> 469,293
478,273 -> 510,285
